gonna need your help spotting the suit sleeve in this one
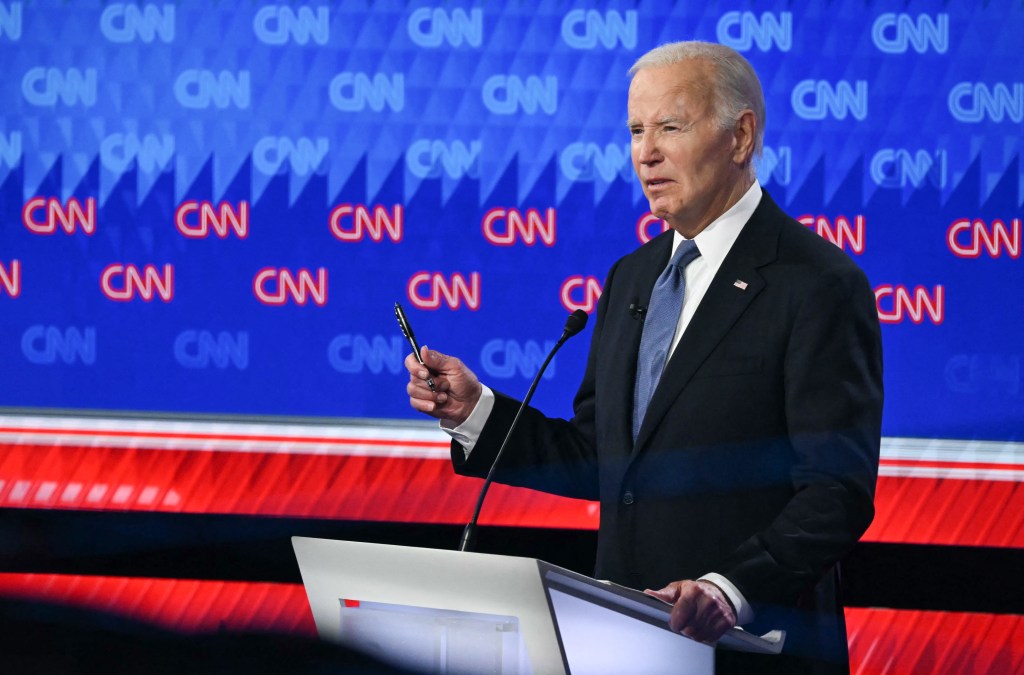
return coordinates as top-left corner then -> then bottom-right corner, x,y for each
450,258 -> 627,501
718,264 -> 883,605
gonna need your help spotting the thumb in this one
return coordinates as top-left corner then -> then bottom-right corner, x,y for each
420,345 -> 446,371
644,585 -> 679,604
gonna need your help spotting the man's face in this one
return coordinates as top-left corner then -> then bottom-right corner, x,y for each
627,60 -> 747,237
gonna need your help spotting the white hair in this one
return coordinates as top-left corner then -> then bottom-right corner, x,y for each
629,41 -> 765,159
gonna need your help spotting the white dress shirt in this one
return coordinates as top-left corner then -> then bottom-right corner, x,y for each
441,182 -> 764,625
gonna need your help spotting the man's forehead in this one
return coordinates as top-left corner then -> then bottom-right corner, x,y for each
631,61 -> 712,96
627,65 -> 713,118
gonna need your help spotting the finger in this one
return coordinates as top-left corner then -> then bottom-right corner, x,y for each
669,593 -> 698,635
709,615 -> 734,642
694,581 -> 735,622
687,608 -> 720,643
408,396 -> 438,416
423,346 -> 457,374
407,374 -> 452,406
404,351 -> 422,374
406,362 -> 439,392
408,370 -> 435,391
407,380 -> 438,400
688,588 -> 734,643
420,345 -> 442,370
409,363 -> 444,392
673,582 -> 718,638
690,612 -> 731,644
688,593 -> 717,641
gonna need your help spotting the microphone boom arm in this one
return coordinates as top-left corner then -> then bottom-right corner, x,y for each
458,310 -> 588,552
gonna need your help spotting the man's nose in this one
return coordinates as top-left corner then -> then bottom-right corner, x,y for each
635,133 -> 661,165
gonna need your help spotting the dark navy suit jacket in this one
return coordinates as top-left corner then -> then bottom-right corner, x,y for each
453,191 -> 883,672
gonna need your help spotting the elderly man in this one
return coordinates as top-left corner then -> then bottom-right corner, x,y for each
406,41 -> 883,674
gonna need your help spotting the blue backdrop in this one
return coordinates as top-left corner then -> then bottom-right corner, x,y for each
0,1 -> 1021,441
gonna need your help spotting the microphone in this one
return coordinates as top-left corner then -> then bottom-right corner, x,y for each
561,308 -> 589,339
629,300 -> 646,320
459,309 -> 589,553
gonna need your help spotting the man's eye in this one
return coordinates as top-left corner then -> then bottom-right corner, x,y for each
630,127 -> 643,136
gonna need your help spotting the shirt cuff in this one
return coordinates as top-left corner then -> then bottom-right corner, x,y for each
439,385 -> 495,458
698,573 -> 754,626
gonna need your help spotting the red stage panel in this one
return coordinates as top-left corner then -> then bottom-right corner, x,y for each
867,475 -> 1024,547
1,574 -> 1021,674
846,607 -> 1024,675
1,418 -> 1022,546
0,442 -> 598,528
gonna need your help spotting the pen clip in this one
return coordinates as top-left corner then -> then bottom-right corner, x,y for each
394,302 -> 414,341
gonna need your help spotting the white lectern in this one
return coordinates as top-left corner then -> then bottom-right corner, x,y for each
293,537 -> 782,675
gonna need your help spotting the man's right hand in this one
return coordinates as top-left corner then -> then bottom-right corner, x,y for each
405,346 -> 482,428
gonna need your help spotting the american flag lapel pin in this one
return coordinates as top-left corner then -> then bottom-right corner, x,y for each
733,279 -> 749,290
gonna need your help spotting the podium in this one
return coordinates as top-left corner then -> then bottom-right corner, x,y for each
293,537 -> 783,674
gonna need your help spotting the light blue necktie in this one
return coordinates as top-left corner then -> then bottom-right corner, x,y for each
633,239 -> 701,443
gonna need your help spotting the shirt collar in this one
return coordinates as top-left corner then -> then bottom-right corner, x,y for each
671,182 -> 762,267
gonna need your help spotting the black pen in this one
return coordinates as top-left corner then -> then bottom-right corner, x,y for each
394,302 -> 436,392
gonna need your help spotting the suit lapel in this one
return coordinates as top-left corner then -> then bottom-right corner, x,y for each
632,195 -> 783,453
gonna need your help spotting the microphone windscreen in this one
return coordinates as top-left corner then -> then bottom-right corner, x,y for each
563,309 -> 589,338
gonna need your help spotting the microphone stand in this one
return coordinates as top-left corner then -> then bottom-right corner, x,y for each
459,310 -> 588,552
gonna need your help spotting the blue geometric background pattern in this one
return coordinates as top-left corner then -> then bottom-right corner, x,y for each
0,1 -> 1020,441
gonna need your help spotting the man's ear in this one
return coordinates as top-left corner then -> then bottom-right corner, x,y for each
732,110 -> 757,166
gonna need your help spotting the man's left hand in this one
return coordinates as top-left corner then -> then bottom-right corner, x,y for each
644,580 -> 737,643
